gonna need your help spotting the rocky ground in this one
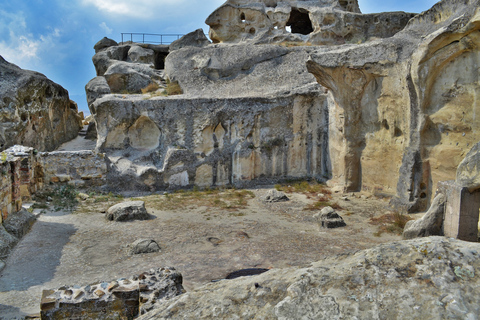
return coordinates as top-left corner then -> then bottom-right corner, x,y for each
0,178 -> 403,319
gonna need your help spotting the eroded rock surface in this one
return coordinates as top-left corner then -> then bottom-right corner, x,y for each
206,0 -> 414,45
0,56 -> 82,151
456,141 -> 480,192
85,0 -> 480,213
403,193 -> 445,239
307,0 -> 480,211
138,237 -> 480,319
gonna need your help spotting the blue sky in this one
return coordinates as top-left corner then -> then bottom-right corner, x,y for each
0,0 -> 439,115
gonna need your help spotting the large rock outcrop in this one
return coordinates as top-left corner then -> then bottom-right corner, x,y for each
206,0 -> 414,45
0,56 -> 82,151
89,38 -> 330,191
138,237 -> 480,319
86,0 -> 480,209
307,0 -> 480,211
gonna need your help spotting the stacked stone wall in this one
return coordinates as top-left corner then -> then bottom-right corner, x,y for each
39,151 -> 107,188
0,147 -> 107,225
0,146 -> 39,223
41,267 -> 184,320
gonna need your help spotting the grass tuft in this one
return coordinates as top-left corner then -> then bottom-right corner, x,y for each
166,79 -> 183,95
141,187 -> 255,212
369,211 -> 413,236
141,82 -> 160,94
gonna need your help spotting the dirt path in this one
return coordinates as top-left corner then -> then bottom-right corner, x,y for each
0,186 -> 402,319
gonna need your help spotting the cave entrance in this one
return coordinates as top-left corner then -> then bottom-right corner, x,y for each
154,52 -> 168,70
286,8 -> 313,35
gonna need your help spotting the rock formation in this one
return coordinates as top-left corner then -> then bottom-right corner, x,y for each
205,0 -> 414,45
0,56 -> 82,151
106,201 -> 150,222
306,0 -> 480,211
85,0 -> 480,215
41,267 -> 184,319
314,205 -> 346,228
137,237 -> 480,319
403,193 -> 446,239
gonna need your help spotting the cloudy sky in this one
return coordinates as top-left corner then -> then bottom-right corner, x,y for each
1,0 -> 438,114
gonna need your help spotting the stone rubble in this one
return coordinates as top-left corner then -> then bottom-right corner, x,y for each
40,267 -> 185,319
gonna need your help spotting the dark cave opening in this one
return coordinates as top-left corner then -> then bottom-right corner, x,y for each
286,8 -> 314,35
154,52 -> 168,70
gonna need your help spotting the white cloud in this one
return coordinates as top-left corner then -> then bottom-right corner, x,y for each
99,22 -> 112,34
0,37 -> 39,66
0,11 -> 62,70
81,0 -> 186,18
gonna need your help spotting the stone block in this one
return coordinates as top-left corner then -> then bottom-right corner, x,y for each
438,181 -> 480,242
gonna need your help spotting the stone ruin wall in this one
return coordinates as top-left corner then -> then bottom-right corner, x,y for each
0,147 -> 107,223
40,267 -> 184,320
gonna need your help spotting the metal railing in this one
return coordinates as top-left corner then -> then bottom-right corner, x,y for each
120,33 -> 184,45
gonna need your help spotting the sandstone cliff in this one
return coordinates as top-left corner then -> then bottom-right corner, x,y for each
86,0 -> 480,214
307,0 -> 480,211
0,56 -> 82,151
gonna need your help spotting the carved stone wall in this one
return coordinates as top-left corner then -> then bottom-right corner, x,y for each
93,93 -> 330,191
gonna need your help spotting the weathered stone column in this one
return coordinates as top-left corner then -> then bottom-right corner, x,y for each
438,181 -> 480,242
306,62 -> 377,191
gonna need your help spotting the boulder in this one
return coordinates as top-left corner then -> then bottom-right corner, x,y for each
139,267 -> 185,315
106,201 -> 149,222
169,29 -> 211,51
85,76 -> 111,107
104,61 -> 162,94
0,225 -> 17,259
2,208 -> 36,240
456,141 -> 480,192
263,189 -> 289,202
0,56 -> 82,151
314,206 -> 346,228
403,193 -> 446,239
94,37 -> 119,53
129,239 -> 161,255
84,120 -> 97,140
138,237 -> 480,319
92,45 -> 131,76
128,45 -> 155,64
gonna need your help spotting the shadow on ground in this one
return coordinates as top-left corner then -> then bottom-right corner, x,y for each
0,218 -> 77,292
0,304 -> 25,320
